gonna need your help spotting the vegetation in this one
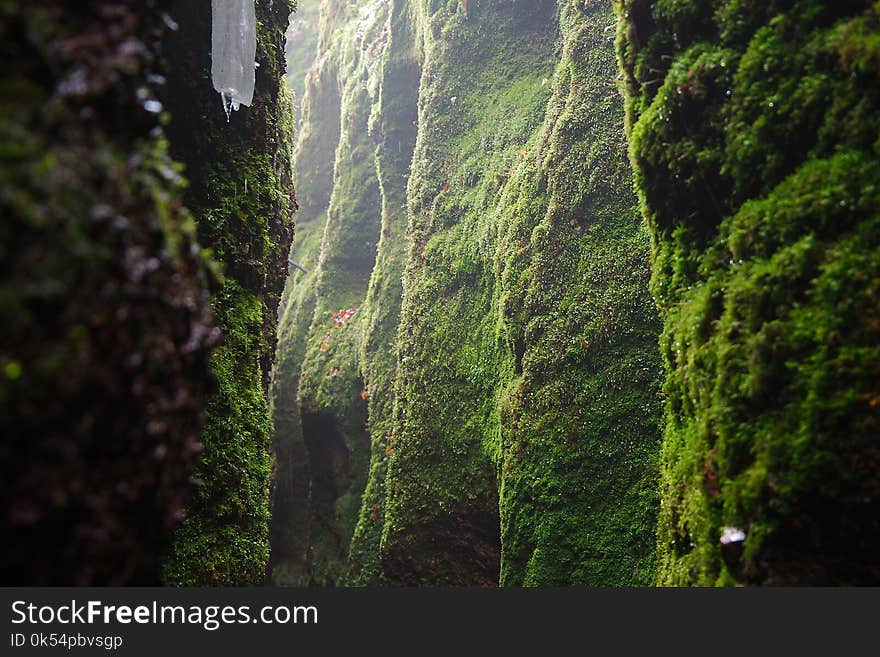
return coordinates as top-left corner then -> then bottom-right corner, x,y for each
616,0 -> 880,584
0,0 -> 295,587
160,0 -> 296,586
2,0 -> 877,587
272,0 -> 389,586
272,0 -> 663,586
0,1 -> 217,584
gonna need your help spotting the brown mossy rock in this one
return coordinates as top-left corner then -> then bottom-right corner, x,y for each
0,0 -> 215,585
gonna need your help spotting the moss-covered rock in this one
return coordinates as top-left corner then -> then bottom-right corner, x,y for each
376,0 -> 661,587
0,0 -> 215,584
345,0 -> 422,587
492,0 -> 663,587
273,0 -> 662,586
271,0 -> 389,586
161,0 -> 296,586
269,31 -> 340,585
616,0 -> 880,585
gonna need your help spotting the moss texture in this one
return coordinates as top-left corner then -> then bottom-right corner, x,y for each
272,0 -> 662,586
492,0 -> 662,586
344,0 -> 422,586
285,0 -> 320,116
377,0 -> 661,586
0,0 -> 215,584
616,0 -> 880,584
161,0 -> 296,586
271,0 -> 389,586
269,26 -> 341,585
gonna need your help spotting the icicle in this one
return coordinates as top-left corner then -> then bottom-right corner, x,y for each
211,0 -> 257,121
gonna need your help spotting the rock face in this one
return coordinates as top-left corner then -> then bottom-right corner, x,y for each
271,0 -> 663,586
271,0 -> 389,587
9,0 -> 874,589
284,0 -> 320,115
161,0 -> 295,586
0,1 -> 215,584
1,0 -> 294,586
617,0 -> 880,584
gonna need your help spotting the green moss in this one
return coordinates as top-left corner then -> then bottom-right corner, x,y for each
271,0 -> 389,586
161,0 -> 296,585
272,0 -> 663,587
269,2 -> 345,584
373,0 -> 662,586
162,283 -> 273,585
345,0 -> 422,586
617,0 -> 880,584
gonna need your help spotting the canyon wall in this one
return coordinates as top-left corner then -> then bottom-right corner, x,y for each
162,0 -> 296,585
617,0 -> 880,584
272,0 -> 663,586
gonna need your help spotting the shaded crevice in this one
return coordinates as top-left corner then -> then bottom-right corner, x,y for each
381,467 -> 502,587
300,409 -> 364,587
301,413 -> 349,520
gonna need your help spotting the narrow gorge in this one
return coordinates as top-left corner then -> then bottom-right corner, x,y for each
1,0 -> 878,587
270,0 -> 880,586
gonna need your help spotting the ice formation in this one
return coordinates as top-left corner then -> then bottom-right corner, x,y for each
211,0 -> 257,121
